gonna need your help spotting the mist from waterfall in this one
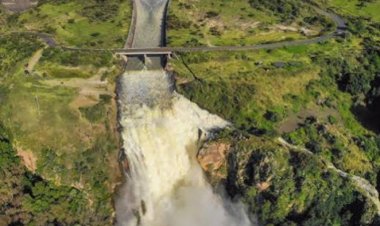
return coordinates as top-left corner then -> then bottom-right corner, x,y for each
115,70 -> 253,226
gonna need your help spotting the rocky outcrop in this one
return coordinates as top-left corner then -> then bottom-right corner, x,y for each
197,142 -> 230,179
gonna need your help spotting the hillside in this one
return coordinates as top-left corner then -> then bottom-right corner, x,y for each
1,0 -> 131,48
0,1 -> 128,224
1,0 -> 380,225
167,0 -> 333,47
170,0 -> 380,225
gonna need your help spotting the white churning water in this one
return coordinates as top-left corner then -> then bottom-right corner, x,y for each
115,70 -> 252,226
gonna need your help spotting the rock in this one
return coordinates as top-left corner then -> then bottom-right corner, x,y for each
272,61 -> 286,68
197,142 -> 230,175
121,158 -> 129,173
256,181 -> 271,192
16,148 -> 37,172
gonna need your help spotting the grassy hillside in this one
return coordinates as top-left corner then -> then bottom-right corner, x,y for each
322,0 -> 380,22
1,0 -> 379,224
0,124 -> 114,225
167,0 -> 333,47
171,0 -> 380,224
0,32 -> 123,225
1,0 -> 131,48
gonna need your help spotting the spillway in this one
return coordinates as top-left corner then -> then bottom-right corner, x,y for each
115,69 -> 252,226
115,0 -> 253,225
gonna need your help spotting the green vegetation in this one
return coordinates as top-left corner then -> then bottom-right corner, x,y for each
172,0 -> 380,224
320,0 -> 380,22
0,33 -> 43,77
0,27 -> 122,224
1,0 -> 131,48
36,47 -> 116,79
40,48 -> 114,68
174,49 -> 320,133
80,94 -> 112,123
226,136 -> 378,225
249,0 -> 303,20
0,124 -> 113,225
167,0 -> 332,47
1,0 -> 380,224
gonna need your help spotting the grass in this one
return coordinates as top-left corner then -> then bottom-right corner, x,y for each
226,134 -> 373,225
6,0 -> 131,48
0,31 -> 122,220
173,38 -> 357,130
79,94 -> 112,123
1,76 -> 82,151
323,0 -> 380,22
172,33 -> 377,177
178,25 -> 380,222
0,69 -> 116,158
39,64 -> 94,78
167,0 -> 327,47
0,33 -> 44,77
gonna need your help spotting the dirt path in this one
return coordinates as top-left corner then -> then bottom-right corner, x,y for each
42,71 -> 113,109
26,48 -> 43,72
16,148 -> 37,172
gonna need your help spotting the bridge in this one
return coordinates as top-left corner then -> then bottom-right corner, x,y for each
113,32 -> 339,55
1,5 -> 349,64
110,0 -> 347,61
58,31 -> 344,65
3,28 -> 347,57
115,50 -> 173,64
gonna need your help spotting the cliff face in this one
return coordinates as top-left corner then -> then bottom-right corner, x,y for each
197,141 -> 231,183
198,134 -> 380,225
172,0 -> 380,223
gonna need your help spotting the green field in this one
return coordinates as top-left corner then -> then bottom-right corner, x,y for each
325,0 -> 380,22
2,0 -> 131,48
171,0 -> 380,224
0,2 -> 128,224
167,0 -> 332,47
0,32 -> 122,225
1,0 -> 380,225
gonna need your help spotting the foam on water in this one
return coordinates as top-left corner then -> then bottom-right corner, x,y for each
115,70 -> 252,226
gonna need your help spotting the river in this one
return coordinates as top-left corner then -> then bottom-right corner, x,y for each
114,0 -> 253,225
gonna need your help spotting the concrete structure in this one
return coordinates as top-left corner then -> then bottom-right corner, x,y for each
1,0 -> 38,12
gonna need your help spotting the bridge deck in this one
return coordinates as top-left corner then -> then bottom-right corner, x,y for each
116,51 -> 172,55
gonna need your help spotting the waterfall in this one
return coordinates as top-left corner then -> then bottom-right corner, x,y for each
115,70 -> 252,226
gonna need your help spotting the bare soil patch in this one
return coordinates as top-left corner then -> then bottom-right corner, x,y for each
16,148 -> 37,171
277,107 -> 339,133
42,71 -> 113,109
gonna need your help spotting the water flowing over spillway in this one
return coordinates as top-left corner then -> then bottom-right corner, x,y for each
115,0 -> 253,224
115,70 -> 252,226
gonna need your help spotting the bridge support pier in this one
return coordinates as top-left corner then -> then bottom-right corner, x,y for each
143,54 -> 148,64
116,51 -> 173,66
122,55 -> 128,63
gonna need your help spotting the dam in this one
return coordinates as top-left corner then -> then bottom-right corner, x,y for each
115,0 -> 253,225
